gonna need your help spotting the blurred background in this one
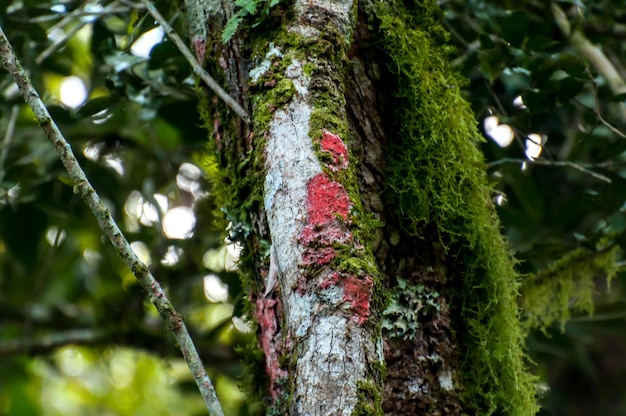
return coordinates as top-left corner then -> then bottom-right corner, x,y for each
2,0 -> 626,415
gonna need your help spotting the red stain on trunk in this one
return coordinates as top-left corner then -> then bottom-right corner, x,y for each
296,131 -> 373,325
320,130 -> 349,171
320,272 -> 374,325
255,295 -> 287,398
306,174 -> 350,224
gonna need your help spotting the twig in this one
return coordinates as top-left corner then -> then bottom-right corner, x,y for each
0,329 -> 105,355
142,0 -> 251,124
25,7 -> 138,23
0,26 -> 225,416
36,1 -> 123,64
486,158 -> 612,183
0,105 -> 19,183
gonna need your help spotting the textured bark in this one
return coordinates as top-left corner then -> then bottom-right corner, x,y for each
195,0 -> 536,413
259,1 -> 383,414
346,14 -> 464,414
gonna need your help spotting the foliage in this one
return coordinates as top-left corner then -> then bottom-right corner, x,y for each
221,0 -> 281,43
521,246 -> 621,333
2,0 -> 626,415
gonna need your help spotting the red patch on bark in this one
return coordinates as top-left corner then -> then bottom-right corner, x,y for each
193,38 -> 206,63
301,247 -> 337,266
306,173 -> 350,224
255,295 -> 287,398
319,272 -> 373,325
342,273 -> 373,325
299,224 -> 352,246
320,130 -> 349,171
297,173 -> 352,265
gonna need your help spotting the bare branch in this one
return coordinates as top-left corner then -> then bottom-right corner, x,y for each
0,26 -> 225,416
0,105 -> 19,183
142,0 -> 251,124
486,157 -> 612,183
0,329 -> 105,355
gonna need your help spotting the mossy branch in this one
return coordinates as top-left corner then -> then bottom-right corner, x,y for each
0,25 -> 225,416
521,247 -> 621,333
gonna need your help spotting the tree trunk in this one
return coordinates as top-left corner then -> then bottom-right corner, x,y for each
194,0 -> 538,414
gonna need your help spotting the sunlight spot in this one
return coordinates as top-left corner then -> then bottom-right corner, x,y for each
45,226 -> 66,246
525,133 -> 547,160
176,162 -> 202,195
203,274 -> 229,302
92,108 -> 113,125
162,206 -> 195,239
161,245 -> 182,267
130,26 -> 165,58
59,76 -> 88,109
83,142 -> 104,161
83,248 -> 101,266
513,95 -> 527,109
124,192 -> 168,226
104,156 -> 124,176
203,244 -> 240,271
232,316 -> 253,334
56,347 -> 86,377
484,115 -> 514,147
108,351 -> 136,388
47,28 -> 65,43
81,3 -> 103,23
50,4 -> 66,13
130,241 -> 152,266
124,190 -> 143,219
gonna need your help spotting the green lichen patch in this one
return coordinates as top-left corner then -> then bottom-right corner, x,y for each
371,0 -> 538,414
383,276 -> 441,341
521,246 -> 621,333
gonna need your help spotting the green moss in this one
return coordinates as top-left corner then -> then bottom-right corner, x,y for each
372,0 -> 538,414
353,381 -> 384,415
521,246 -> 620,333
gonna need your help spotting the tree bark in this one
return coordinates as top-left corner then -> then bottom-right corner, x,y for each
195,0 -> 538,414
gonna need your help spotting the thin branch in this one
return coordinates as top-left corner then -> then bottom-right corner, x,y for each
36,1 -> 123,64
24,7 -> 139,23
0,329 -> 105,355
0,26 -> 224,416
0,105 -> 19,183
486,157 -> 612,183
487,157 -> 612,183
142,0 -> 251,124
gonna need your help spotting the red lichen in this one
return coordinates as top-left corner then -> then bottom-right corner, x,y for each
319,272 -> 373,325
255,295 -> 287,398
342,273 -> 373,325
320,130 -> 349,171
306,173 -> 351,224
298,223 -> 352,246
319,271 -> 342,289
301,247 -> 337,266
193,38 -> 206,63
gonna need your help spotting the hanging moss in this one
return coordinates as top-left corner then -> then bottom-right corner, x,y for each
372,0 -> 538,414
521,246 -> 621,333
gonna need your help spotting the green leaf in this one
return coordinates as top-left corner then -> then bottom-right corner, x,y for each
221,14 -> 244,43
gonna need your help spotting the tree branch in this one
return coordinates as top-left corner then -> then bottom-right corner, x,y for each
0,26 -> 224,416
486,157 -> 612,183
552,3 -> 626,97
142,0 -> 250,124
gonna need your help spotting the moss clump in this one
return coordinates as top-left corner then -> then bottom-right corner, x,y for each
521,246 -> 620,333
373,0 -> 538,414
353,381 -> 384,416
